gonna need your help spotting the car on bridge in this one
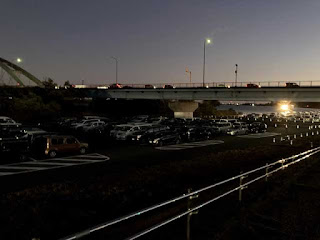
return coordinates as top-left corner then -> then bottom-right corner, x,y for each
109,83 -> 123,89
285,82 -> 300,88
145,84 -> 156,89
246,83 -> 260,88
163,84 -> 175,89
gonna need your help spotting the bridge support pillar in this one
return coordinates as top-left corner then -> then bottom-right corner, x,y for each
168,100 -> 199,119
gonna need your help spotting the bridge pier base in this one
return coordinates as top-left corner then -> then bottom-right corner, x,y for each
168,100 -> 199,119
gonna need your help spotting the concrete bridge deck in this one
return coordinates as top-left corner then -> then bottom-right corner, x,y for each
88,87 -> 320,102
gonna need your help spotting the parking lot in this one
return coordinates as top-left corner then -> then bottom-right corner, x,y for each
1,112 -> 319,163
1,111 -> 320,240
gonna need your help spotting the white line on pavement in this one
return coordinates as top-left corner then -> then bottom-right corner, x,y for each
156,140 -> 224,151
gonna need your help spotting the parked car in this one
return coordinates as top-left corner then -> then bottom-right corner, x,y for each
35,135 -> 88,158
150,131 -> 181,146
212,122 -> 232,134
146,116 -> 167,125
248,122 -> 268,133
187,127 -> 212,141
82,121 -> 106,132
227,126 -> 249,136
112,124 -> 151,140
130,125 -> 169,143
232,122 -> 248,128
129,115 -> 149,123
0,116 -> 17,125
70,119 -> 103,130
0,137 -> 29,160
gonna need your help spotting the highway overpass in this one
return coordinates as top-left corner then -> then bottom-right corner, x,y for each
99,87 -> 320,102
83,87 -> 320,118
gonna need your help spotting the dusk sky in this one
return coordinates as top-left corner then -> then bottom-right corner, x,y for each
1,0 -> 320,85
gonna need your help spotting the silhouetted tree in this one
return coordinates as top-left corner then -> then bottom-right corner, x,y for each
43,78 -> 57,88
64,80 -> 72,88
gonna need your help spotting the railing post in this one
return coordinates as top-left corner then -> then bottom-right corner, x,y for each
265,163 -> 272,181
187,188 -> 198,240
239,172 -> 248,202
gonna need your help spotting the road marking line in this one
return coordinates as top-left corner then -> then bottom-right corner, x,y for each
237,132 -> 280,138
0,153 -> 110,177
19,161 -> 75,166
48,158 -> 102,162
0,166 -> 47,170
0,172 -> 15,176
156,140 -> 224,151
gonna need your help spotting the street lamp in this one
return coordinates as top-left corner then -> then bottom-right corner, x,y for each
16,58 -> 22,63
186,67 -> 192,84
202,38 -> 211,87
110,56 -> 118,84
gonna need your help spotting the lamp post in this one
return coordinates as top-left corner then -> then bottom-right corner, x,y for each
235,64 -> 238,87
202,39 -> 211,87
186,68 -> 192,84
110,56 -> 118,84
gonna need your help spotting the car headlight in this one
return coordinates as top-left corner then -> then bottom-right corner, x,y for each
153,138 -> 159,143
137,135 -> 142,140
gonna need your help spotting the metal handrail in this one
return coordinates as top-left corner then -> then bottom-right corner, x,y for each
59,146 -> 320,240
69,80 -> 320,89
126,148 -> 320,240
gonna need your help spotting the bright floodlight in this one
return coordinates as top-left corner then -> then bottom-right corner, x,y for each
16,58 -> 22,63
206,39 -> 211,44
280,104 -> 289,111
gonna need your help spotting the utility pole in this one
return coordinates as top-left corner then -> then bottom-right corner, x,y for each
235,64 -> 238,87
111,56 -> 118,84
186,68 -> 192,84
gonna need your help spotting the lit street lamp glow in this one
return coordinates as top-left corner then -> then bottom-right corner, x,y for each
16,58 -> 22,63
280,104 -> 289,111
